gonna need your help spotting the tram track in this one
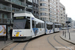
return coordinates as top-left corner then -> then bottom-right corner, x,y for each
47,33 -> 72,50
47,36 -> 58,50
23,41 -> 30,50
10,42 -> 20,50
54,35 -> 72,50
10,41 -> 30,50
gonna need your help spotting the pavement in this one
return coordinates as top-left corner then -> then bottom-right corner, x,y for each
0,39 -> 12,50
60,29 -> 75,44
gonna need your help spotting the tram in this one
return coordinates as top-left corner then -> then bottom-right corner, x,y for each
12,12 -> 45,41
53,23 -> 61,32
45,22 -> 53,34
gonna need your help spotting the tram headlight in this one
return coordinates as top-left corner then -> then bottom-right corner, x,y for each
12,35 -> 14,36
20,35 -> 23,36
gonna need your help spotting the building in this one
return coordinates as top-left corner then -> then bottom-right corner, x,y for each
59,3 -> 66,27
49,0 -> 58,23
38,0 -> 66,25
32,0 -> 39,18
72,20 -> 75,28
67,17 -> 72,27
0,0 -> 39,33
38,0 -> 50,21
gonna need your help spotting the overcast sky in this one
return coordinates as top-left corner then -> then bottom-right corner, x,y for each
60,0 -> 75,20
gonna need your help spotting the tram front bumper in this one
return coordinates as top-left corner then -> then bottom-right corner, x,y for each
12,36 -> 32,41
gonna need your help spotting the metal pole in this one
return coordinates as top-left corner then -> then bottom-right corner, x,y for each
4,36 -> 6,44
68,28 -> 71,40
67,24 -> 71,40
63,31 -> 64,36
65,31 -> 66,38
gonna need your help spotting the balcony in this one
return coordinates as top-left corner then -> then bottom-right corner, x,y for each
4,0 -> 11,2
12,0 -> 25,7
12,7 -> 25,13
26,5 -> 33,9
0,4 -> 11,12
12,8 -> 20,12
0,18 -> 12,24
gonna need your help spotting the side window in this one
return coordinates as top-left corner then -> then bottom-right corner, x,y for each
50,25 -> 53,29
55,25 -> 56,28
36,23 -> 41,28
25,20 -> 30,29
32,21 -> 44,28
32,20 -> 36,28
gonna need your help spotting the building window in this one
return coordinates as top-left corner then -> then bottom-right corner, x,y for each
40,8 -> 47,11
40,3 -> 47,6
33,0 -> 38,4
40,13 -> 47,16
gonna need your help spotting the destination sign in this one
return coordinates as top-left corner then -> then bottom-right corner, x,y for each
14,17 -> 25,19
16,17 -> 25,19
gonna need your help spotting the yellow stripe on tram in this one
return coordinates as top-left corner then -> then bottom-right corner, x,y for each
16,32 -> 20,37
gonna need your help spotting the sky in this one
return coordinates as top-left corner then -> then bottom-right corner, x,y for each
60,0 -> 75,20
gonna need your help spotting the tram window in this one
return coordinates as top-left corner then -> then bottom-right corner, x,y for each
32,21 -> 44,28
41,23 -> 43,28
13,20 -> 26,29
32,20 -> 36,28
13,17 -> 30,29
55,25 -> 58,28
36,23 -> 41,28
58,25 -> 61,28
47,24 -> 52,29
25,20 -> 30,29
32,21 -> 34,28
42,23 -> 45,28
55,25 -> 56,28
58,25 -> 59,28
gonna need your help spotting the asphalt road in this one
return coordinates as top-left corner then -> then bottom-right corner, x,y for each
2,31 -> 75,50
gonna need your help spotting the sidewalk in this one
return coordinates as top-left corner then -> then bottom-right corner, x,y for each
60,29 -> 75,44
0,39 -> 13,50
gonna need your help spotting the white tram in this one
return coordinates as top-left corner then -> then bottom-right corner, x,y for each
12,12 -> 45,41
53,23 -> 61,32
45,22 -> 53,34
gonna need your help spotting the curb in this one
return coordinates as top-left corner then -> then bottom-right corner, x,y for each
60,35 -> 75,45
0,42 -> 13,50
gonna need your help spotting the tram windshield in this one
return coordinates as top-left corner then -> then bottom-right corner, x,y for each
13,17 -> 30,29
47,24 -> 53,29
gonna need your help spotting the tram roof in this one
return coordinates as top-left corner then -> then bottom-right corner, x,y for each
14,12 -> 44,23
46,22 -> 53,24
55,24 -> 61,25
14,12 -> 34,18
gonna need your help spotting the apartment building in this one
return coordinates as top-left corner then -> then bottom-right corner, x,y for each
0,0 -> 39,33
32,0 -> 39,18
38,0 -> 67,26
49,0 -> 59,23
59,3 -> 66,27
38,0 -> 60,22
38,0 -> 49,21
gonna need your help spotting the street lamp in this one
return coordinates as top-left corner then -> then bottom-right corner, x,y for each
66,21 -> 71,40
